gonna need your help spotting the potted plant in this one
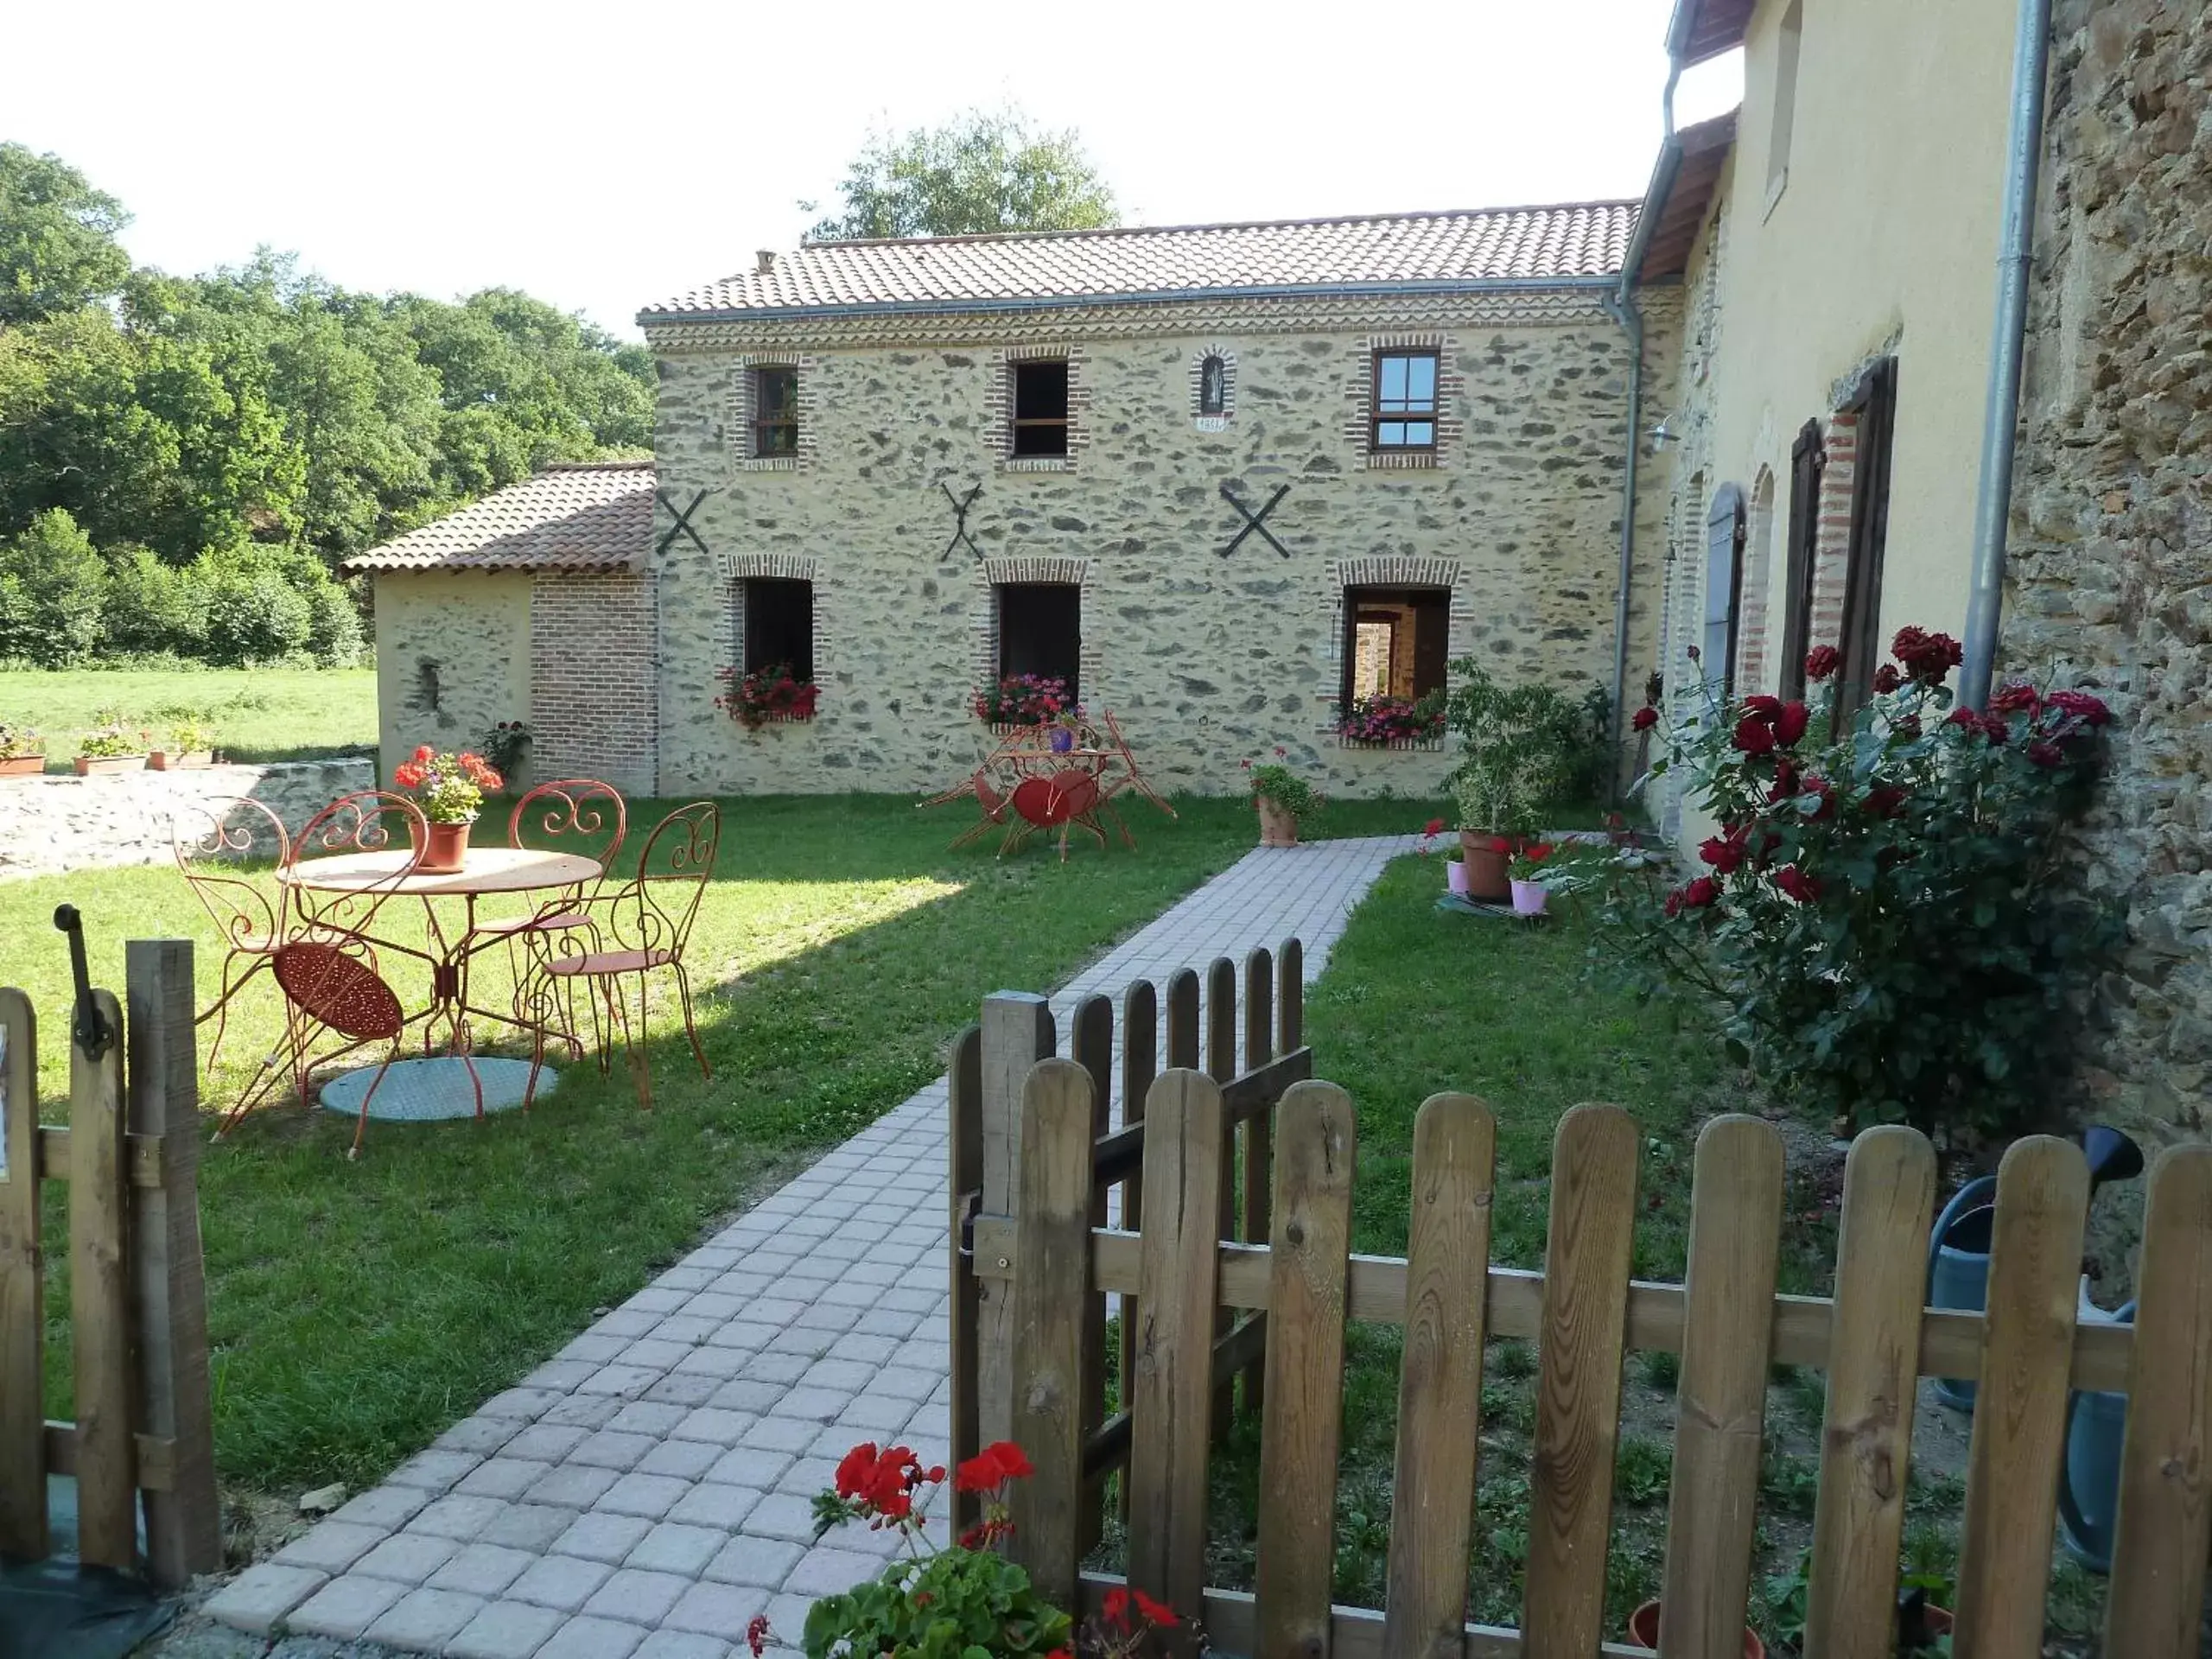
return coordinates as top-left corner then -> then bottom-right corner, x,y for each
1624,1599 -> 1764,1656
1243,749 -> 1321,847
1451,774 -> 1519,902
479,719 -> 531,789
0,723 -> 45,778
149,715 -> 218,770
1509,842 -> 1554,915
715,664 -> 822,732
391,745 -> 501,873
74,717 -> 149,776
1444,658 -> 1583,900
1337,689 -> 1447,747
971,673 -> 1079,728
1757,1548 -> 1953,1656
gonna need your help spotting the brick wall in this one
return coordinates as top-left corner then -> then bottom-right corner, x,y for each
530,571 -> 658,797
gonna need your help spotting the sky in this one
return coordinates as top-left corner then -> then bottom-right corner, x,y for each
6,0 -> 1743,340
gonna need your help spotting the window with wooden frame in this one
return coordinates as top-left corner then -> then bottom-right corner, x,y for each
1834,358 -> 1898,722
741,577 -> 813,681
1370,350 -> 1440,451
1703,485 -> 1747,701
1010,359 -> 1071,457
1340,586 -> 1450,709
995,582 -> 1081,699
1778,420 -> 1825,699
751,366 -> 799,458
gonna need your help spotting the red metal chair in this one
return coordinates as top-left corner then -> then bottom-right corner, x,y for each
171,797 -> 290,1071
281,790 -> 424,939
946,768 -> 1013,851
515,802 -> 720,1109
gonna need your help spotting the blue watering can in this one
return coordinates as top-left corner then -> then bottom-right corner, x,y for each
2056,1280 -> 2133,1574
1926,1126 -> 2144,1413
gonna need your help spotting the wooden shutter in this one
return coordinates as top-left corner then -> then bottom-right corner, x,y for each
1835,359 -> 1898,720
1778,421 -> 1825,699
1411,591 -> 1451,698
1703,486 -> 1747,701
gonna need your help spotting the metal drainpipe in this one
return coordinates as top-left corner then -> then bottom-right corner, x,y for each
1961,0 -> 2055,707
1599,286 -> 1645,797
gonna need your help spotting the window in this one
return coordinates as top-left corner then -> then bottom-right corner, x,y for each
1703,486 -> 1747,700
1010,359 -> 1070,457
1340,587 -> 1449,709
741,577 -> 813,681
1198,354 -> 1227,417
1370,351 -> 1440,451
1778,420 -> 1825,699
751,366 -> 798,458
1836,359 -> 1899,721
1767,0 -> 1802,206
996,582 -> 1081,699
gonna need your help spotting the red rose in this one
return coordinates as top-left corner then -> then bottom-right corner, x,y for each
1773,701 -> 1812,747
1767,757 -> 1801,804
1891,626 -> 1963,685
2046,689 -> 2111,727
1667,875 -> 1721,916
1732,715 -> 1777,755
1775,865 -> 1821,903
1632,705 -> 1658,732
1699,824 -> 1748,874
1864,785 -> 1908,818
1872,664 -> 1903,695
1804,645 -> 1841,683
1990,681 -> 2042,716
1741,695 -> 1783,723
2027,740 -> 2064,766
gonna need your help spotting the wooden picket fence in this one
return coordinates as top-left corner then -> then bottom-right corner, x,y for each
950,949 -> 2212,1659
0,939 -> 221,1586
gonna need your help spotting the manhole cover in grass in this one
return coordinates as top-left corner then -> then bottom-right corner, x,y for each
317,1056 -> 552,1122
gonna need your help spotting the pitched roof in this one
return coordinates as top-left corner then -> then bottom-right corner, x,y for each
640,202 -> 1641,321
344,461 -> 653,574
1666,0 -> 1756,67
1633,111 -> 1739,282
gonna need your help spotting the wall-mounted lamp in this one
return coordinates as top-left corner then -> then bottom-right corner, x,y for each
1648,416 -> 1679,452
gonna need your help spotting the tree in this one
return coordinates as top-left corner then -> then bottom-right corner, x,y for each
0,507 -> 107,664
0,144 -> 131,324
807,109 -> 1117,240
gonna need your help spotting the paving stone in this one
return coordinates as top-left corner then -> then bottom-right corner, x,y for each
523,1359 -> 596,1392
525,1464 -> 621,1510
704,1446 -> 791,1489
772,1457 -> 836,1497
595,1471 -> 690,1519
624,1520 -> 728,1576
354,1530 -> 460,1584
387,1448 -> 483,1494
365,1586 -> 488,1648
330,1484 -> 434,1530
481,1387 -> 565,1421
457,1457 -> 556,1499
637,1437 -> 726,1479
503,1424 -> 590,1463
429,1541 -> 541,1598
637,1630 -> 735,1659
537,1615 -> 647,1659
582,1566 -> 692,1624
784,1547 -> 884,1597
286,1573 -> 410,1640
739,1417 -> 819,1453
554,1510 -> 655,1565
542,1395 -> 626,1429
506,1554 -> 615,1611
272,1520 -> 387,1573
610,1400 -> 694,1435
202,1562 -> 328,1635
594,1307 -> 661,1338
701,1534 -> 804,1588
645,1374 -> 725,1407
577,1363 -> 663,1397
448,1598 -> 569,1659
671,1345 -> 753,1379
740,1495 -> 819,1544
666,1483 -> 764,1530
663,1579 -> 769,1637
569,1428 -> 659,1470
648,1314 -> 720,1345
560,1331 -> 631,1364
408,1493 -> 510,1541
480,1503 -> 581,1552
833,1396 -> 915,1433
705,1381 -> 785,1413
673,1408 -> 757,1446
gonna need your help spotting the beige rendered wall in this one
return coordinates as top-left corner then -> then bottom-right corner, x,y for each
1698,0 -> 2014,678
647,295 -> 1678,800
372,572 -> 533,785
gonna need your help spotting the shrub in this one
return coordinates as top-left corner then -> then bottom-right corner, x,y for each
715,663 -> 822,730
203,558 -> 313,664
0,508 -> 107,665
1444,657 -> 1591,836
102,547 -> 212,658
306,581 -> 365,666
1599,628 -> 2118,1141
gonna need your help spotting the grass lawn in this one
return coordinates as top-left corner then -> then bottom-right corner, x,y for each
1147,854 -> 2107,1653
8,791 -> 1434,1514
0,664 -> 376,766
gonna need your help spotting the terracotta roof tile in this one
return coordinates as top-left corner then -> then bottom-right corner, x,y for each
344,462 -> 653,574
642,202 -> 1640,320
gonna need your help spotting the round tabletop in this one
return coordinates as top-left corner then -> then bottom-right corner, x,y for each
280,846 -> 602,896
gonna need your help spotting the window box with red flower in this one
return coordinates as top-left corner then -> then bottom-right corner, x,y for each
1336,690 -> 1446,750
974,674 -> 1081,730
716,663 -> 822,732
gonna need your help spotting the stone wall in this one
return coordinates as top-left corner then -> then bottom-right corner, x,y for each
645,290 -> 1681,799
372,571 -> 532,786
0,759 -> 375,880
2005,0 -> 2212,1150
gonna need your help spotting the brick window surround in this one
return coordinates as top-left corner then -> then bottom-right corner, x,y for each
987,345 -> 1090,474
1323,556 -> 1468,741
727,355 -> 819,472
722,554 -> 822,691
1190,345 -> 1238,429
1344,334 -> 1463,469
974,556 -> 1097,702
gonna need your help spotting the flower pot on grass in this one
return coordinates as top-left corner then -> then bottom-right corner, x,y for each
148,750 -> 214,771
1510,878 -> 1548,916
1257,798 -> 1300,847
1243,752 -> 1319,849
0,754 -> 43,778
1459,832 -> 1510,901
1625,1600 -> 1764,1657
74,753 -> 145,776
1446,854 -> 1471,897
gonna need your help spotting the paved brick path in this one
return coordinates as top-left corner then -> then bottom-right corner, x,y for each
205,836 -> 1420,1658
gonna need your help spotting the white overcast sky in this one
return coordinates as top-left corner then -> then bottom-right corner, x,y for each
7,0 -> 1741,340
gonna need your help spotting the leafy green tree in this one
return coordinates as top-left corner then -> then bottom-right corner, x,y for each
0,507 -> 107,664
200,545 -> 313,664
0,144 -> 131,323
807,109 -> 1117,239
102,544 -> 210,657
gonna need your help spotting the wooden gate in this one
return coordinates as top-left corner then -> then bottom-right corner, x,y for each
953,960 -> 2212,1657
0,938 -> 221,1587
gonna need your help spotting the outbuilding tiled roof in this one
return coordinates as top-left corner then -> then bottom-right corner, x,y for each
344,461 -> 653,574
642,202 -> 1640,321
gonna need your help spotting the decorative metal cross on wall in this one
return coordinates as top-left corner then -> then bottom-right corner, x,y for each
655,487 -> 715,557
941,481 -> 985,562
1218,481 -> 1293,559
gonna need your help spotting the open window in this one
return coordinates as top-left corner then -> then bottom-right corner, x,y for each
1010,359 -> 1070,457
1370,350 -> 1440,452
741,577 -> 813,682
1341,587 -> 1450,709
995,582 -> 1081,699
751,366 -> 799,458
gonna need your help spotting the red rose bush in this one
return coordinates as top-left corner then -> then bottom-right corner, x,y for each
1600,628 -> 2117,1138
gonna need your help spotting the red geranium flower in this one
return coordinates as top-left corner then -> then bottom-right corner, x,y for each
1103,1588 -> 1130,1629
1775,865 -> 1821,903
1803,645 -> 1841,683
1631,705 -> 1658,732
1134,1591 -> 1180,1628
1732,715 -> 1777,755
747,1614 -> 770,1657
1422,817 -> 1445,836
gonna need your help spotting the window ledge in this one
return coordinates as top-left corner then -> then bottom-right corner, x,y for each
1336,735 -> 1446,753
734,455 -> 804,473
1365,450 -> 1440,470
1001,456 -> 1074,473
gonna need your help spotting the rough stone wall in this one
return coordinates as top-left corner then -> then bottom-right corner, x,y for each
530,572 -> 658,798
645,292 -> 1680,799
373,572 -> 532,785
2005,0 -> 2212,1150
0,759 -> 374,879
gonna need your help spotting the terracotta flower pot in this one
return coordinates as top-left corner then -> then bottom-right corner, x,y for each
410,817 -> 473,874
1626,1600 -> 1765,1657
0,754 -> 44,778
1459,831 -> 1510,901
1510,878 -> 1549,916
147,750 -> 214,771
1256,798 -> 1300,847
74,754 -> 145,776
1446,855 -> 1471,897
